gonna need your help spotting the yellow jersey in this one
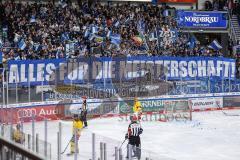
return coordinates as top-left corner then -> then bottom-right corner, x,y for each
70,120 -> 83,153
133,100 -> 142,113
72,120 -> 83,134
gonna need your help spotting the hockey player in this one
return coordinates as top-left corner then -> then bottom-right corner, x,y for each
12,123 -> 25,144
133,97 -> 143,121
81,97 -> 88,128
125,115 -> 143,160
68,114 -> 83,155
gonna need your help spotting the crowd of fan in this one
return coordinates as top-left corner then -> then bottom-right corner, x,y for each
0,1 -> 226,62
232,1 -> 240,20
204,0 -> 229,11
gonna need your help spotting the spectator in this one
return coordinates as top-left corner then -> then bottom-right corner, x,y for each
0,1 -> 230,61
205,1 -> 213,10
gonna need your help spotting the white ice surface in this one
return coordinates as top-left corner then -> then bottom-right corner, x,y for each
22,110 -> 240,160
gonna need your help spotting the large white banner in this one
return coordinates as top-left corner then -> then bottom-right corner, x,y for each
189,97 -> 223,110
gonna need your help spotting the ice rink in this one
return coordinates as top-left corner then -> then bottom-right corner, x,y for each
22,110 -> 240,160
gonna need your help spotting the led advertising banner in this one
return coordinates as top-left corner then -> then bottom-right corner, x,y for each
177,11 -> 228,28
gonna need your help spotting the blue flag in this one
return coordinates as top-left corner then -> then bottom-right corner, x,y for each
91,26 -> 98,34
114,21 -> 120,27
89,33 -> 95,41
208,40 -> 222,50
61,32 -> 69,42
149,32 -> 158,41
137,20 -> 145,34
33,43 -> 40,51
0,39 -> 2,48
84,29 -> 89,38
59,0 -> 67,8
110,34 -> 121,45
124,17 -> 130,25
30,15 -> 36,23
152,0 -> 157,5
18,39 -> 26,50
188,35 -> 197,49
163,9 -> 169,17
107,30 -> 112,38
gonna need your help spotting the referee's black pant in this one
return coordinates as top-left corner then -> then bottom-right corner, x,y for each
127,136 -> 141,160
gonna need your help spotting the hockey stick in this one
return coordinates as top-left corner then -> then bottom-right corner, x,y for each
216,102 -> 231,116
119,139 -> 127,149
61,128 -> 83,155
217,103 -> 240,116
217,102 -> 240,116
61,139 -> 71,154
112,139 -> 127,157
222,111 -> 240,116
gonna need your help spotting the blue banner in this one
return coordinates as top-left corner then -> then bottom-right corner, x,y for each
171,79 -> 240,94
177,10 -> 228,28
7,56 -> 236,86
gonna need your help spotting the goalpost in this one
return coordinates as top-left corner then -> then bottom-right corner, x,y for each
163,100 -> 192,121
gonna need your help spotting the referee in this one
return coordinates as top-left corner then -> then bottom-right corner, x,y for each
125,115 -> 143,160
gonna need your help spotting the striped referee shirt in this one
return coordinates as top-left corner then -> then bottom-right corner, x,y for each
128,122 -> 142,137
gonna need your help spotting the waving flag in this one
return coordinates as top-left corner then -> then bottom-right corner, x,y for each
89,33 -> 95,41
94,35 -> 104,44
152,0 -> 158,5
30,15 -> 36,23
171,29 -> 178,42
187,35 -> 197,49
33,43 -> 40,51
124,17 -> 130,25
0,39 -> 2,48
61,32 -> 69,42
59,0 -> 67,8
91,26 -> 98,34
149,32 -> 158,41
163,9 -> 169,17
18,39 -> 26,50
84,29 -> 89,38
132,36 -> 143,46
110,34 -> 121,45
137,19 -> 145,34
208,40 -> 222,50
107,30 -> 112,38
114,21 -> 120,27
136,19 -> 149,50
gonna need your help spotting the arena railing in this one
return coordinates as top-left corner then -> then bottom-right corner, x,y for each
0,136 -> 45,160
0,122 -> 52,159
29,120 -> 176,160
0,96 -> 239,159
0,118 -> 176,160
229,10 -> 239,46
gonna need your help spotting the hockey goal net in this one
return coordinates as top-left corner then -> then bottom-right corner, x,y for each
162,100 -> 192,121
